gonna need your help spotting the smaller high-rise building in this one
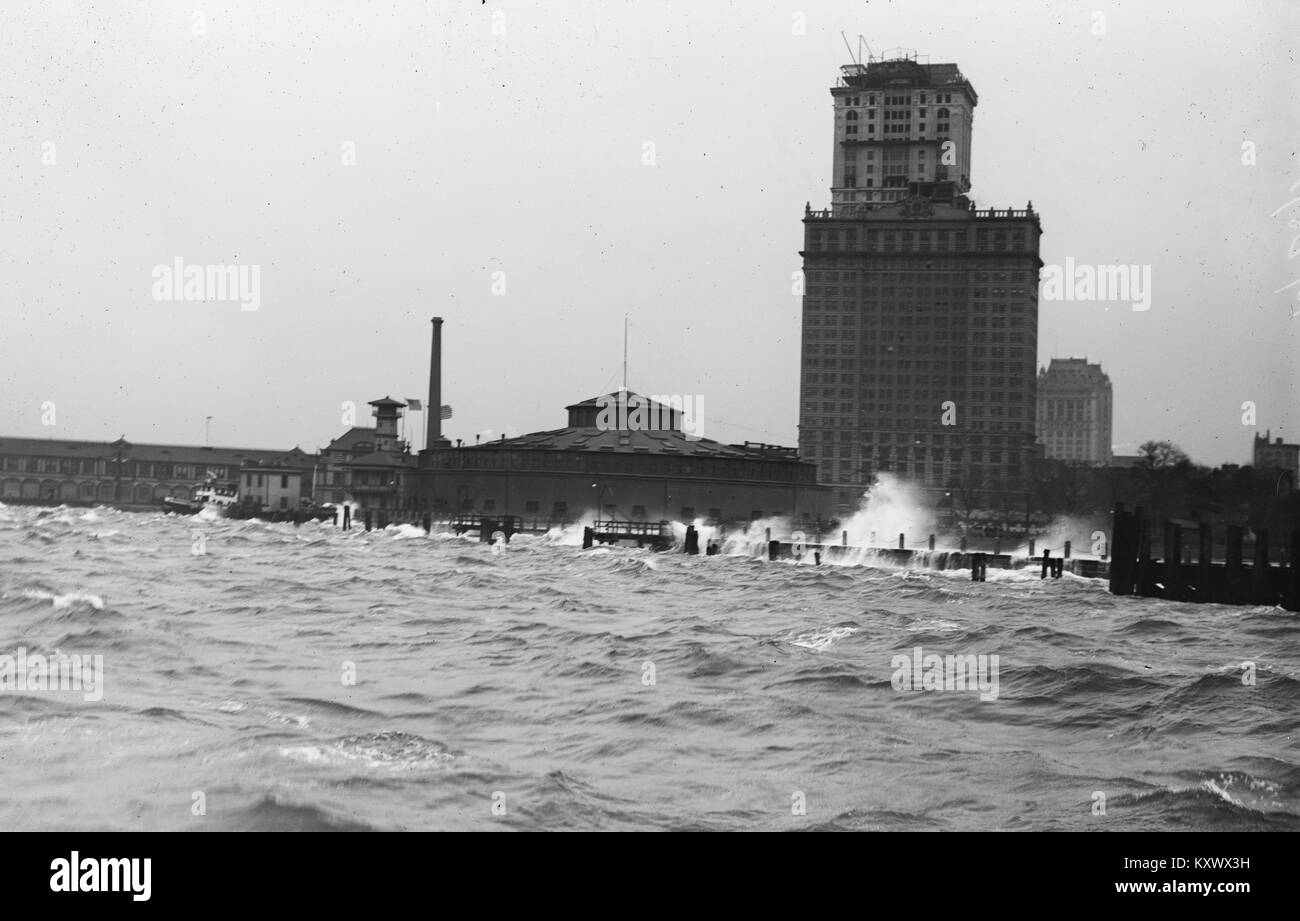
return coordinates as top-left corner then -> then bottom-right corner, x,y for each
1036,358 -> 1113,465
1253,430 -> 1298,491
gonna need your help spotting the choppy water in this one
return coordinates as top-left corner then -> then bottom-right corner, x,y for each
1,502 -> 1297,831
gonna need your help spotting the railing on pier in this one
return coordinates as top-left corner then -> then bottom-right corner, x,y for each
592,520 -> 671,538
582,520 -> 675,549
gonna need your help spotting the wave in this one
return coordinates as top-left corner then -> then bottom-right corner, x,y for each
203,793 -> 380,831
278,697 -> 386,719
1002,662 -> 1164,700
20,589 -> 106,611
788,626 -> 858,651
1112,777 -> 1300,830
279,730 -> 458,773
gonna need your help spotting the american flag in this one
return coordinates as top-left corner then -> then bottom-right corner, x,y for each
441,405 -> 453,420
406,398 -> 423,411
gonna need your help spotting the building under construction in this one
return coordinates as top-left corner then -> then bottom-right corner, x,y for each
798,47 -> 1044,519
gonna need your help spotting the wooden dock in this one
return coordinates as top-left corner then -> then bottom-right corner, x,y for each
673,524 -> 1107,580
1107,503 -> 1300,610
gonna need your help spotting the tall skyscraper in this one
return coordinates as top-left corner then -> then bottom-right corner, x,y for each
1036,358 -> 1114,465
798,51 -> 1043,518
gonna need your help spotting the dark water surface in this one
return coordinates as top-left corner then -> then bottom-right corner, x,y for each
1,503 -> 1296,831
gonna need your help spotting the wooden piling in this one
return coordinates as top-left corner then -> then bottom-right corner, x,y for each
1108,507 -> 1135,596
684,525 -> 699,555
1252,528 -> 1271,604
1287,531 -> 1300,610
1028,538 -> 1035,558
1225,525 -> 1244,602
363,510 -> 372,531
928,534 -> 935,551
898,533 -> 905,550
768,539 -> 779,562
1135,512 -> 1153,596
1197,522 -> 1213,600
1164,521 -> 1184,600
582,526 -> 593,549
842,530 -> 848,547
1063,540 -> 1071,559
1041,548 -> 1051,579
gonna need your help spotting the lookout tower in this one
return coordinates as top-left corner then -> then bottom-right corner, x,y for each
368,397 -> 407,453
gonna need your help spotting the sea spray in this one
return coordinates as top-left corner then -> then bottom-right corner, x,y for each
840,473 -> 935,549
1029,514 -> 1109,559
718,515 -> 793,557
547,513 -> 598,547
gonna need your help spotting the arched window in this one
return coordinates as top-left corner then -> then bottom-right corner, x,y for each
846,110 -> 858,121
937,108 -> 949,119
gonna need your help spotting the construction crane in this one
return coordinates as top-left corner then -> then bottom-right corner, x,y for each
839,31 -> 876,66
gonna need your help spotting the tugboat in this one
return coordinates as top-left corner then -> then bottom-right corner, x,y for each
161,477 -> 240,516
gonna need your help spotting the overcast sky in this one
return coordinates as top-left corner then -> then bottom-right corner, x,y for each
1,0 -> 1296,466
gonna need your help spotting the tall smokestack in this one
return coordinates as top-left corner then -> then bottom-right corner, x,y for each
427,317 -> 445,449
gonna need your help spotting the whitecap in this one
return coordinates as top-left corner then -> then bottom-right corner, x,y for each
790,626 -> 858,651
21,589 -> 105,610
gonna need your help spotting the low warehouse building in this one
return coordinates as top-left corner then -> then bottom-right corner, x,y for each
413,391 -> 830,527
